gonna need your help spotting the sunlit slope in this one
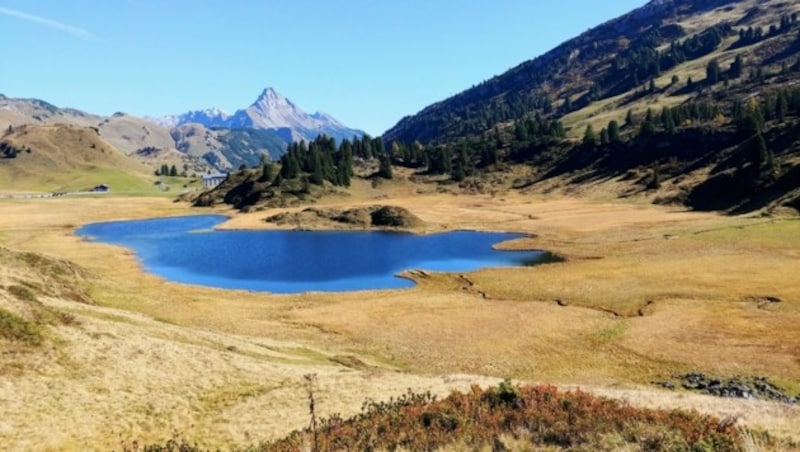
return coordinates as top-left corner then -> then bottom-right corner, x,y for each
0,124 -> 157,193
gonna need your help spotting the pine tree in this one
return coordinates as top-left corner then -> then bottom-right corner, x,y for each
169,165 -> 178,177
309,149 -> 324,185
378,154 -> 393,179
706,59 -> 721,84
257,163 -> 274,183
753,133 -> 774,171
608,120 -> 621,143
777,92 -> 789,123
582,125 -> 596,147
451,158 -> 466,182
729,55 -> 743,78
337,161 -> 350,187
625,110 -> 635,127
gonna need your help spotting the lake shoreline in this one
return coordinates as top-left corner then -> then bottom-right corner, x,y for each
77,214 -> 545,294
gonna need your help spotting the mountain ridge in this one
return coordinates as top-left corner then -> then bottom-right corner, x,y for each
382,0 -> 800,145
0,87 -> 367,172
372,0 -> 800,213
158,87 -> 365,145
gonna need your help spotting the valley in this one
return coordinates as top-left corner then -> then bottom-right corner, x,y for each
1,0 -> 800,449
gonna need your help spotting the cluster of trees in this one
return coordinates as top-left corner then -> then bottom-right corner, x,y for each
155,164 -> 178,177
735,14 -> 798,47
389,131 -> 505,181
279,135 -> 353,187
275,134 -> 390,188
704,54 -> 745,86
733,87 -> 800,130
582,120 -> 622,147
390,141 -> 426,168
604,24 -> 732,95
387,68 -> 559,146
513,114 -> 565,146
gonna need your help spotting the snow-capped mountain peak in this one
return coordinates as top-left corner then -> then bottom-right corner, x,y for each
157,87 -> 364,143
154,107 -> 230,128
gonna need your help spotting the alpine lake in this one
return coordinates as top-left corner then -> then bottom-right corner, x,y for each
77,215 -> 548,293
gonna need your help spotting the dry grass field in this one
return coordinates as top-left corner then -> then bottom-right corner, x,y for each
0,191 -> 798,449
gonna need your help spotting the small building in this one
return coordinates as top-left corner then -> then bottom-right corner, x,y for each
202,172 -> 227,189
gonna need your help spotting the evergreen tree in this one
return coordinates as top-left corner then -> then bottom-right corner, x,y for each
753,133 -> 774,171
608,120 -> 621,143
337,161 -> 351,187
309,149 -> 325,185
582,125 -> 596,147
777,92 -> 789,123
625,109 -> 635,127
169,165 -> 178,177
706,59 -> 721,84
280,151 -> 300,179
729,55 -> 743,78
514,120 -> 529,142
257,162 -> 274,183
378,154 -> 393,179
599,128 -> 609,146
451,158 -> 466,182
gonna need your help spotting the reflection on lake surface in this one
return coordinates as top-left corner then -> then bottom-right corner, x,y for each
77,215 -> 546,293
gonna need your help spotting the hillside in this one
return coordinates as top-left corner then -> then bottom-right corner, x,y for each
0,124 -> 158,193
381,0 -> 800,213
170,123 -> 290,170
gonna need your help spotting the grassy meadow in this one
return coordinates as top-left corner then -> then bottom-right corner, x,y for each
0,191 -> 798,449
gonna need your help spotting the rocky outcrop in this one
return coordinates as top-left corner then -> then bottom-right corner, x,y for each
656,373 -> 798,404
266,205 -> 424,230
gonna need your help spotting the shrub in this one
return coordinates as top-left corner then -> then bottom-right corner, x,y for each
0,307 -> 42,345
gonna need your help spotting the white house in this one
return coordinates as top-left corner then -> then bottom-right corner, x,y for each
202,172 -> 227,189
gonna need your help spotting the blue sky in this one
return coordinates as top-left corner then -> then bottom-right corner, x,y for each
1,1 -> 646,135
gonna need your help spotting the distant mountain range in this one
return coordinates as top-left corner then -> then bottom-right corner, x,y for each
156,88 -> 365,145
0,88 -> 365,171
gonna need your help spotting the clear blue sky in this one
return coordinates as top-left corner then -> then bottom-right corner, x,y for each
1,1 -> 646,135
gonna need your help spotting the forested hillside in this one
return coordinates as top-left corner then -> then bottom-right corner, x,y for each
208,0 -> 800,213
377,0 -> 800,212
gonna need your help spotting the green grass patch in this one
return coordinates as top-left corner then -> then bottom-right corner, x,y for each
0,307 -> 43,345
7,284 -> 38,302
594,319 -> 627,342
57,168 -> 155,194
694,219 -> 800,249
198,383 -> 276,412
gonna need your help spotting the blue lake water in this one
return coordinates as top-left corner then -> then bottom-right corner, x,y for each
76,215 -> 546,294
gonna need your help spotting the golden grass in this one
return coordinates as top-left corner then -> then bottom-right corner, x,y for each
0,193 -> 798,449
0,124 -> 176,194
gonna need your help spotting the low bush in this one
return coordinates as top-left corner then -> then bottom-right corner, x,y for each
260,381 -> 744,451
0,307 -> 42,345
